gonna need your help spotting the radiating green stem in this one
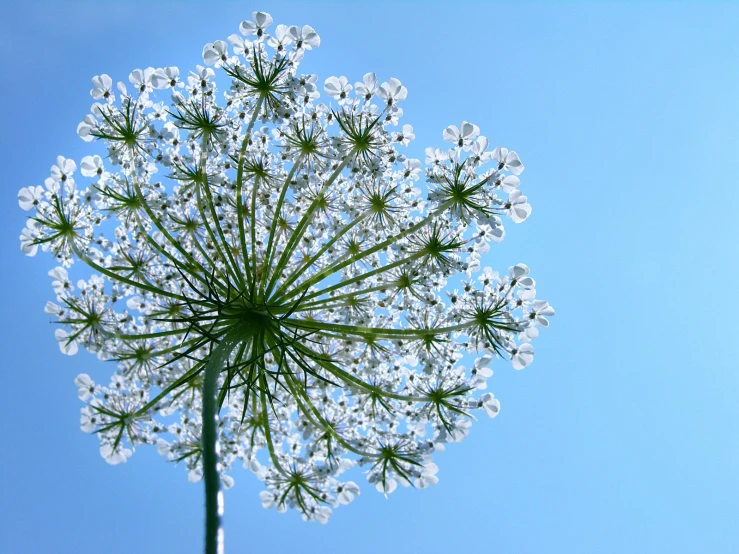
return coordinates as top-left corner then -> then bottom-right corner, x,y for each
259,153 -> 306,296
264,158 -> 350,298
295,252 -> 424,304
275,200 -> 454,304
283,316 -> 470,339
128,150 -> 220,289
270,210 -> 370,300
290,341 -> 422,402
235,95 -> 265,285
69,242 -> 190,303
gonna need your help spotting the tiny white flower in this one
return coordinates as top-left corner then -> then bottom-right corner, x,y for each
151,67 -> 182,90
526,300 -> 555,328
129,67 -> 157,94
80,155 -> 105,178
443,121 -> 480,149
377,77 -> 407,106
74,374 -> 97,401
479,393 -> 501,417
375,477 -> 397,495
324,76 -> 352,105
77,114 -> 98,142
288,25 -> 320,49
392,124 -> 415,146
240,12 -> 273,39
17,186 -> 44,211
202,41 -> 230,67
80,406 -> 98,433
221,474 -> 235,490
415,462 -> 439,489
100,443 -> 133,465
90,74 -> 114,101
50,156 -> 76,183
506,190 -> 532,223
509,264 -> 536,288
511,343 -> 534,370
355,72 -> 378,101
49,267 -> 73,297
493,147 -> 524,175
55,329 -> 78,356
336,481 -> 360,505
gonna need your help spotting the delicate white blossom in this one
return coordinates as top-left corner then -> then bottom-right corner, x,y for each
20,11 -> 553,524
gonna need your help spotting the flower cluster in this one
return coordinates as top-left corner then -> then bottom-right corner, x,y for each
19,11 -> 553,523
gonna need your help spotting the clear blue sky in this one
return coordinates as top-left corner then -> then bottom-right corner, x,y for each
2,1 -> 738,553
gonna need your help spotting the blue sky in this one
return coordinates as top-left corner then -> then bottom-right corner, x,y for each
1,1 -> 738,553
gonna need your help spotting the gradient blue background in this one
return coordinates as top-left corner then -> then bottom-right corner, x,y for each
2,1 -> 738,553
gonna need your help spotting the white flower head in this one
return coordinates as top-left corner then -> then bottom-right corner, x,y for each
19,12 -> 553,528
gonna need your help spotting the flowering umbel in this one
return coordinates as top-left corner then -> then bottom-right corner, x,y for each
19,9 -> 554,533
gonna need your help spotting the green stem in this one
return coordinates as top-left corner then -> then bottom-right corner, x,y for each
130,203 -> 214,290
275,200 -> 454,304
236,95 -> 265,284
282,317 -> 470,339
281,368 -> 374,457
194,180 -> 239,290
294,284 -> 390,312
263,158 -> 350,298
259,154 -> 306,296
202,328 -> 243,554
295,252 -> 424,305
69,242 -> 190,303
197,134 -> 245,291
128,155 -> 219,289
249,174 -> 260,298
270,210 -> 370,301
290,341 -> 422,402
259,372 -> 289,475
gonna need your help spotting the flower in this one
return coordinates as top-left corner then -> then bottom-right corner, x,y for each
479,392 -> 501,417
511,343 -> 535,370
90,74 -> 114,102
19,11 -> 553,527
323,76 -> 352,105
18,186 -> 44,211
355,72 -> 378,102
240,11 -> 273,39
376,77 -> 408,107
443,121 -> 480,150
492,146 -> 524,175
50,156 -> 76,184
